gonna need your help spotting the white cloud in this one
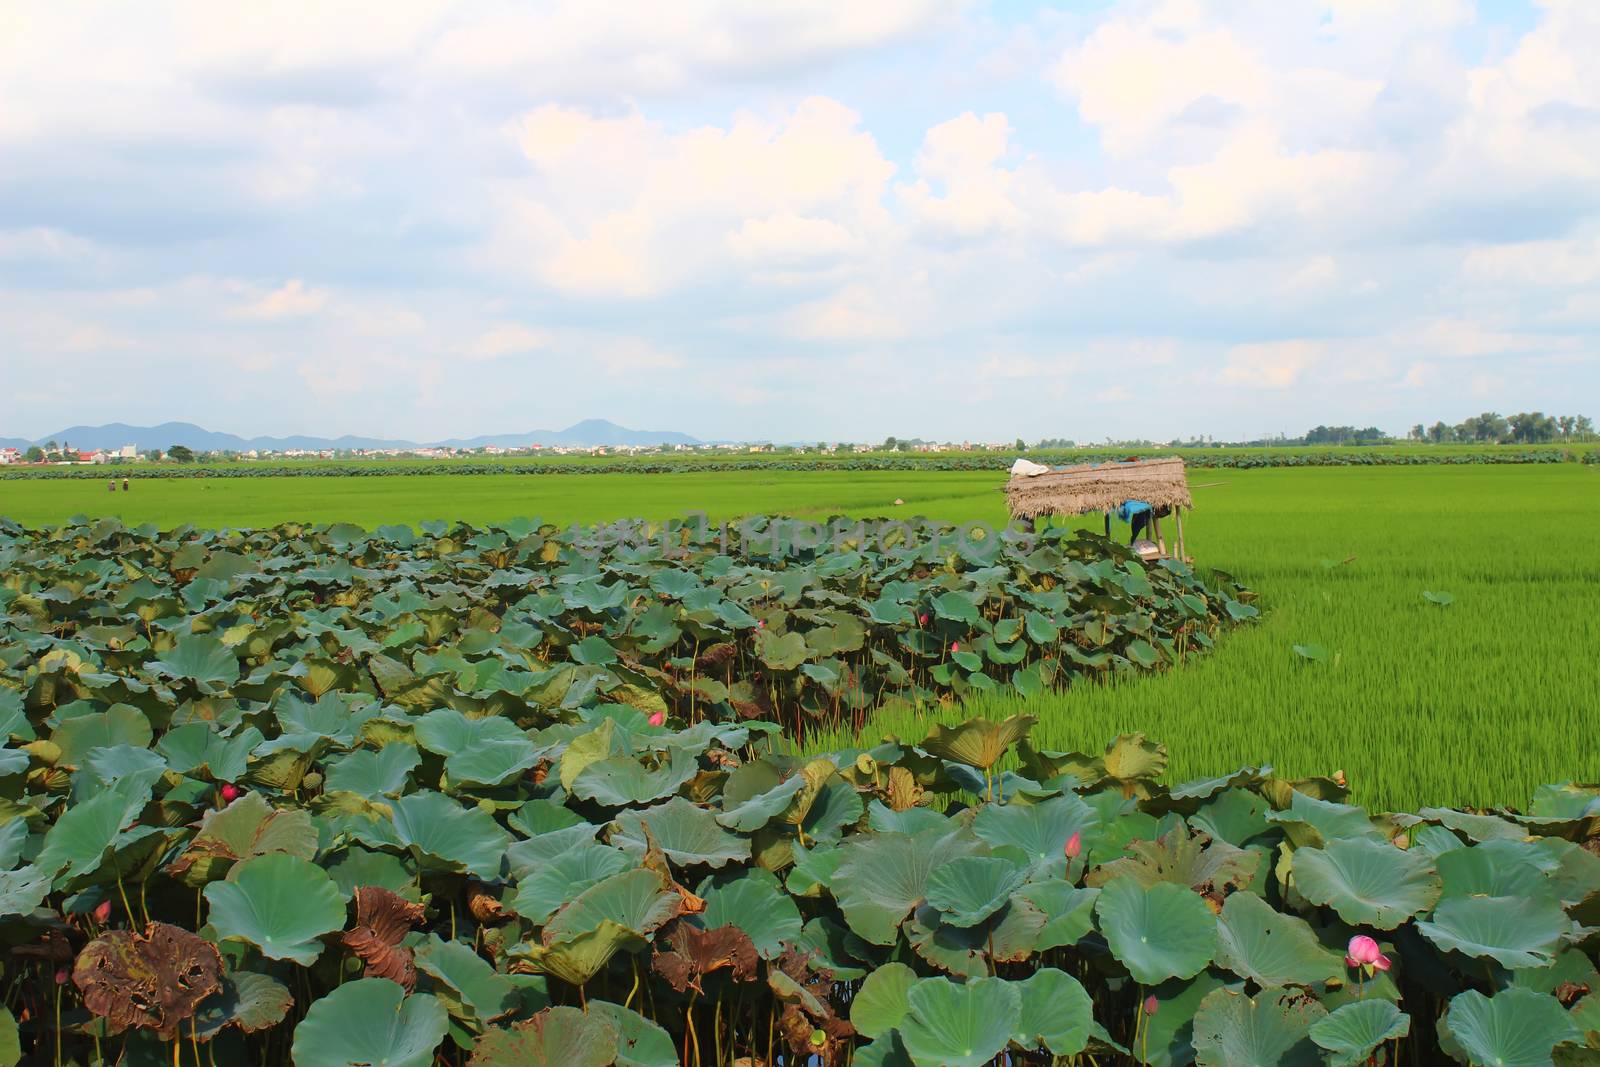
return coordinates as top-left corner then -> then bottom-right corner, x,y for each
463,323 -> 549,362
233,280 -> 328,320
1220,341 -> 1320,388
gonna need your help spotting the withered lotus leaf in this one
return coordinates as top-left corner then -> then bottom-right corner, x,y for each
72,922 -> 223,1039
651,920 -> 759,993
342,886 -> 426,990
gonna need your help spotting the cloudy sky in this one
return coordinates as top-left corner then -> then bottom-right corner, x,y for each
2,0 -> 1597,443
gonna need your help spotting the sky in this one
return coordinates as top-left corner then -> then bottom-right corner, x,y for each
2,0 -> 1597,444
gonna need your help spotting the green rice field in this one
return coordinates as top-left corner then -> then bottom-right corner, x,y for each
3,463 -> 1593,810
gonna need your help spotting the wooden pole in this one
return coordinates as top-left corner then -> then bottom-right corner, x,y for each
1175,507 -> 1187,561
1152,511 -> 1165,556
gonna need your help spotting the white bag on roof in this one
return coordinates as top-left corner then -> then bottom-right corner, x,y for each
1009,458 -> 1051,477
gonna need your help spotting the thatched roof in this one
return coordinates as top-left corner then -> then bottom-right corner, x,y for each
1005,456 -> 1192,519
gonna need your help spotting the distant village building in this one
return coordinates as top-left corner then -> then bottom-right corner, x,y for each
0,448 -> 20,465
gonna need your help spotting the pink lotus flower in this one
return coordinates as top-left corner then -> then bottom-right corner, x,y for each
648,711 -> 665,727
950,642 -> 960,654
757,619 -> 766,629
55,968 -> 69,985
220,783 -> 242,803
1144,994 -> 1159,1016
93,900 -> 112,924
918,613 -> 929,626
1064,831 -> 1082,859
1345,935 -> 1390,973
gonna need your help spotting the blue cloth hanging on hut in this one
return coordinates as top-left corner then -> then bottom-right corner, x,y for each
1115,500 -> 1153,523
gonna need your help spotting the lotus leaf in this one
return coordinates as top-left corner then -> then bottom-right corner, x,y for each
323,744 -> 421,797
1309,1001 -> 1410,1067
834,829 -> 984,945
1213,890 -> 1343,987
414,934 -> 518,1023
169,791 -> 318,885
1417,894 -> 1571,969
851,961 -> 917,1040
543,868 -> 683,944
920,714 -> 1037,771
290,979 -> 447,1067
972,791 -> 1100,870
924,854 -> 1029,928
416,709 -> 541,787
582,1001 -> 675,1067
572,749 -> 699,807
516,920 -> 638,986
696,868 -> 802,958
205,852 -> 346,965
1444,988 -> 1580,1067
392,791 -> 513,880
1291,837 -> 1441,929
507,842 -> 636,925
1015,882 -> 1099,950
610,797 -> 750,869
898,975 -> 1021,1067
1096,878 -> 1217,985
1013,967 -> 1092,1056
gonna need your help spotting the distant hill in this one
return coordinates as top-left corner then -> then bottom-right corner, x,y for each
3,419 -> 701,452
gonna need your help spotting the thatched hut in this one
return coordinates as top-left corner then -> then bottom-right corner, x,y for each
1005,456 -> 1193,560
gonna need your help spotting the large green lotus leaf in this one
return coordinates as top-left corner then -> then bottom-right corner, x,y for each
972,792 -> 1100,870
148,635 -> 240,693
1266,791 -> 1383,849
543,868 -> 681,943
1309,1000 -> 1410,1067
797,772 -> 864,844
586,1001 -> 675,1067
696,868 -> 803,958
35,780 -> 148,883
506,826 -> 603,875
290,979 -> 447,1067
170,791 -> 318,886
0,821 -> 28,871
903,900 -> 1041,979
1192,987 -> 1327,1067
323,744 -> 421,798
1444,989 -> 1580,1067
610,797 -> 750,869
1015,883 -> 1099,951
206,852 -> 346,965
899,975 -> 1022,1067
1420,806 -> 1527,843
1438,840 -> 1559,899
50,704 -> 153,765
515,920 -> 636,986
0,866 -> 50,918
717,774 -> 808,832
193,969 -> 294,1040
1213,890 -> 1343,987
507,843 -> 636,925
920,714 -> 1037,771
324,847 -> 418,902
466,1006 -> 618,1067
1292,837 -> 1441,929
557,719 -> 624,792
156,723 -> 262,783
924,854 -> 1029,928
414,934 -> 517,1023
415,710 -> 540,788
1417,894 -> 1571,969
571,749 -> 699,807
834,829 -> 985,945
851,961 -> 917,1040
392,791 -> 513,880
1013,967 -> 1092,1057
1190,789 -> 1274,847
754,629 -> 809,671
1096,878 -> 1217,985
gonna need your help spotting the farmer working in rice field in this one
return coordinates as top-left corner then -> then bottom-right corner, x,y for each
1117,500 -> 1153,544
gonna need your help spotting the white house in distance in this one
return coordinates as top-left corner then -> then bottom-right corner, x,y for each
0,448 -> 20,465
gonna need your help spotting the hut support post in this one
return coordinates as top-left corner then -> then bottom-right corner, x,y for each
1103,513 -> 1111,539
1174,507 -> 1186,561
1152,512 -> 1164,556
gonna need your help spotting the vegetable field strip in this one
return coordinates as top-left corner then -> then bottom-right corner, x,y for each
4,464 -> 1595,808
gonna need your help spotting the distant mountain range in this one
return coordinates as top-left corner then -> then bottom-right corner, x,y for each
0,419 -> 702,453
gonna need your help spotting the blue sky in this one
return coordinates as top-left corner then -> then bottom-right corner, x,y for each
2,0 -> 1596,443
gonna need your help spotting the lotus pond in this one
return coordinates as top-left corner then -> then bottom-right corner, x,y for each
0,514 -> 1597,1064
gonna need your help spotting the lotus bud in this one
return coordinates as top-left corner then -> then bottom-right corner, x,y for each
757,619 -> 766,629
1064,831 -> 1082,859
55,968 -> 69,985
219,783 -> 241,803
918,613 -> 929,626
1144,994 -> 1159,1016
648,711 -> 665,727
1345,934 -> 1389,974
93,900 -> 113,924
950,642 -> 960,653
